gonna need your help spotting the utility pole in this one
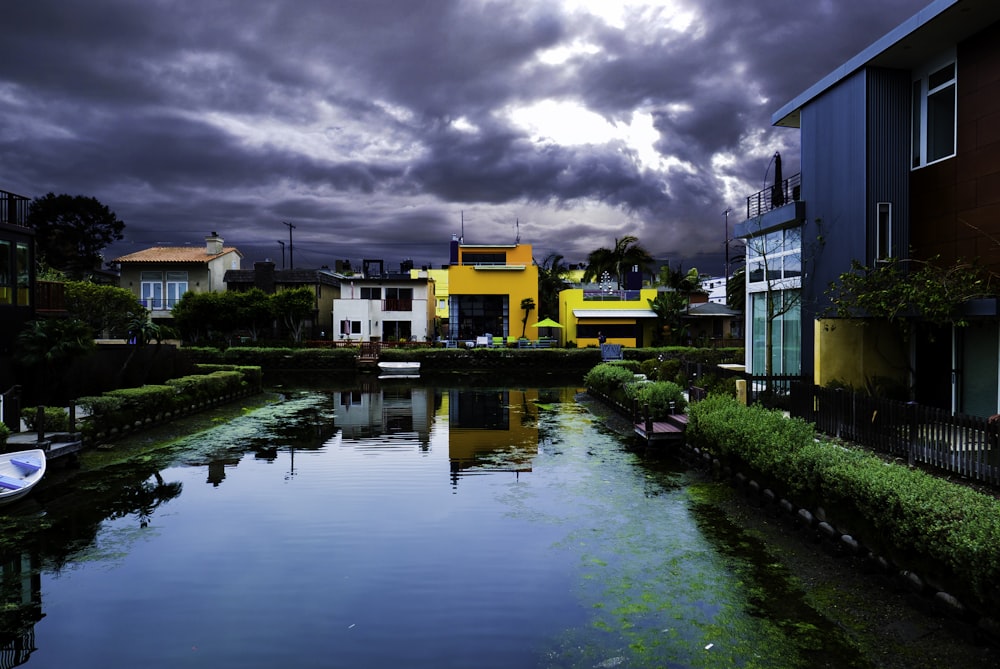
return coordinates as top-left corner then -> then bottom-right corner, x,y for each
723,208 -> 731,279
282,221 -> 296,269
276,240 -> 286,269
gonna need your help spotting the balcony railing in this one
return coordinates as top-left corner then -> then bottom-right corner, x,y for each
382,299 -> 413,312
1,190 -> 30,227
582,289 -> 643,301
746,172 -> 801,220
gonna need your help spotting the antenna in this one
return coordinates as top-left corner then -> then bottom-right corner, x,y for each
515,218 -> 520,244
460,210 -> 465,243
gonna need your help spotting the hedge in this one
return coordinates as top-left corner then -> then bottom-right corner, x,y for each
687,393 -> 1000,612
77,368 -> 258,439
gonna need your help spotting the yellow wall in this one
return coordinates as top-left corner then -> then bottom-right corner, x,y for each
449,243 -> 539,338
412,268 -> 449,321
558,288 -> 658,347
815,318 -> 909,389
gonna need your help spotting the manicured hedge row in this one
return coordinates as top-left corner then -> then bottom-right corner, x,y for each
181,346 -> 359,369
76,368 -> 259,439
687,393 -> 1000,613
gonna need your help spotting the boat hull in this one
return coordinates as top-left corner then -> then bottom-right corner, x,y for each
0,449 -> 47,505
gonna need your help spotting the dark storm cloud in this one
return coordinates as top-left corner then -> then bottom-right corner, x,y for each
0,0 -> 931,272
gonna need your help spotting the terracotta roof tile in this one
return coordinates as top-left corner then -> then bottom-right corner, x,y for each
113,247 -> 242,263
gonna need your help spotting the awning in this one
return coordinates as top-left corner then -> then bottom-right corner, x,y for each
572,309 -> 657,319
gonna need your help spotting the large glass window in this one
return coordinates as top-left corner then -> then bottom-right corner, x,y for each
912,53 -> 956,168
750,290 -> 801,375
745,228 -> 801,285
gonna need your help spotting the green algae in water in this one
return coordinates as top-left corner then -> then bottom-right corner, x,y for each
533,405 -> 869,669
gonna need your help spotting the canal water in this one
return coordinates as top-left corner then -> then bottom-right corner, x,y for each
1,380 -> 868,668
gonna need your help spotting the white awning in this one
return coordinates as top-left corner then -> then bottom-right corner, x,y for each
572,309 -> 657,319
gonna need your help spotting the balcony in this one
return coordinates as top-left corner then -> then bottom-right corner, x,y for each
0,190 -> 30,227
746,173 -> 801,220
382,299 -> 413,312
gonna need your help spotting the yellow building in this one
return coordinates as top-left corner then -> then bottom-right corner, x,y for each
411,266 -> 449,328
558,287 -> 658,348
446,236 -> 538,342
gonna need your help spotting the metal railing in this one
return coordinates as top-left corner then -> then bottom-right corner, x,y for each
746,172 -> 801,219
0,189 -> 30,227
794,385 -> 1000,486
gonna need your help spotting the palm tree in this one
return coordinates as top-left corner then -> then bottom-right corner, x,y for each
535,253 -> 570,319
582,236 -> 654,289
519,297 -> 535,338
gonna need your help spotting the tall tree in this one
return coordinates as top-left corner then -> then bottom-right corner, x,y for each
535,253 -> 569,319
582,235 -> 654,289
27,193 -> 125,279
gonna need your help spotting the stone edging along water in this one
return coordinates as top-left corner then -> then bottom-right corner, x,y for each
672,438 -> 1000,646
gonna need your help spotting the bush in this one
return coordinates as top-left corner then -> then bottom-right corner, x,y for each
584,363 -> 638,396
687,393 -> 1000,611
0,422 -> 9,445
20,406 -> 71,432
627,380 -> 687,418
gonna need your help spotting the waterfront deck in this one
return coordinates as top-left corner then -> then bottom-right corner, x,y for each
634,413 -> 687,445
5,431 -> 84,462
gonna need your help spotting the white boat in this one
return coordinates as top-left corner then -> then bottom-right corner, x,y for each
377,361 -> 420,375
0,449 -> 47,505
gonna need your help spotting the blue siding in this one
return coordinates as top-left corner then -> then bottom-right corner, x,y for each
866,68 -> 911,263
799,70 -> 869,376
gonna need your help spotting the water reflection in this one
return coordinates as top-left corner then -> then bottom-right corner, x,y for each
329,381 -> 553,486
0,463 -> 183,667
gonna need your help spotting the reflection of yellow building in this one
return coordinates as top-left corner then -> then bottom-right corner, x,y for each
443,388 -> 539,480
446,236 -> 538,342
559,287 -> 658,348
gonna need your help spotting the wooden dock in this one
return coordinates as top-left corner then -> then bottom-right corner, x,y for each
634,413 -> 688,445
6,432 -> 84,463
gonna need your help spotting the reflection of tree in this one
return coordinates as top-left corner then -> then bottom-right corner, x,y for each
105,471 -> 183,529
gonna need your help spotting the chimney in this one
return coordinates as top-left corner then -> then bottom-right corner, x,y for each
205,232 -> 224,255
254,260 -> 276,293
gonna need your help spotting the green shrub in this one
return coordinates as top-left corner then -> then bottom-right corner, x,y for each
627,380 -> 687,418
0,422 -> 9,445
687,393 -> 1000,609
584,363 -> 638,395
21,406 -> 71,432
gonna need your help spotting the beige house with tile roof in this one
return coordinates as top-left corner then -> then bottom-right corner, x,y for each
112,232 -> 243,320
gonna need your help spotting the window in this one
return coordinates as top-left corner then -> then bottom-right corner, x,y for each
912,53 -> 956,168
141,272 -> 164,309
166,271 -> 188,308
141,270 -> 188,310
876,202 -> 892,261
385,287 -> 413,311
360,287 -> 381,300
745,228 -> 801,285
462,252 -> 506,265
340,320 -> 361,336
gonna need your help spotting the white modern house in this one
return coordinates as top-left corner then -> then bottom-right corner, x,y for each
332,260 -> 436,342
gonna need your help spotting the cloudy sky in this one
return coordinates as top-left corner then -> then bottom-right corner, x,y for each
1,0 -> 930,275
